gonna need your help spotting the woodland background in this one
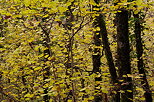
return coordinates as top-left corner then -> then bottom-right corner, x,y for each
0,0 -> 154,102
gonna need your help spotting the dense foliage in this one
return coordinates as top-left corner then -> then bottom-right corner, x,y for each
0,0 -> 154,102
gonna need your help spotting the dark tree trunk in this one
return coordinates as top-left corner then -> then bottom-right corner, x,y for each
92,1 -> 103,102
116,9 -> 133,102
93,0 -> 119,101
63,2 -> 77,102
34,11 -> 55,101
134,13 -> 153,102
36,19 -> 52,102
92,19 -> 102,102
98,12 -> 118,85
96,9 -> 120,102
42,33 -> 51,102
98,14 -> 121,102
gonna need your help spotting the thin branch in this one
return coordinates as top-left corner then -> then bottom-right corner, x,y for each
70,18 -> 91,41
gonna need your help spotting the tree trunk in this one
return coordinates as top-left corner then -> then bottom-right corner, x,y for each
36,20 -> 52,102
97,13 -> 121,102
99,14 -> 121,102
116,9 -> 133,102
92,1 -> 102,101
42,33 -> 51,102
93,0 -> 119,101
134,13 -> 153,102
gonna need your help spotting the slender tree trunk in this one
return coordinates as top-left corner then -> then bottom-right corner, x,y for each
116,9 -> 133,102
92,21 -> 102,102
63,2 -> 77,101
0,16 -> 6,37
98,13 -> 120,102
96,9 -> 121,102
92,1 -> 102,101
134,13 -> 153,102
93,0 -> 120,101
36,19 -> 52,102
42,32 -> 51,102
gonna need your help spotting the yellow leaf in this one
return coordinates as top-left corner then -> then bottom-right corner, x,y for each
89,96 -> 94,100
140,97 -> 145,101
24,93 -> 34,98
83,98 -> 89,102
127,90 -> 132,92
136,0 -> 142,6
101,87 -> 108,93
68,100 -> 72,102
24,0 -> 31,6
34,67 -> 42,71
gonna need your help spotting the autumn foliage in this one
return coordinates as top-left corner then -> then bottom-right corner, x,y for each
0,0 -> 154,102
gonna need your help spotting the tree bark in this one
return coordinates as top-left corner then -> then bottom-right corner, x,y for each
134,13 -> 153,102
98,13 -> 120,102
97,13 -> 121,102
93,0 -> 119,101
36,18 -> 52,102
116,9 -> 133,102
92,1 -> 103,101
42,31 -> 51,102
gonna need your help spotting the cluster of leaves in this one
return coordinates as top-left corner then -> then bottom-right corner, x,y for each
0,0 -> 154,102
